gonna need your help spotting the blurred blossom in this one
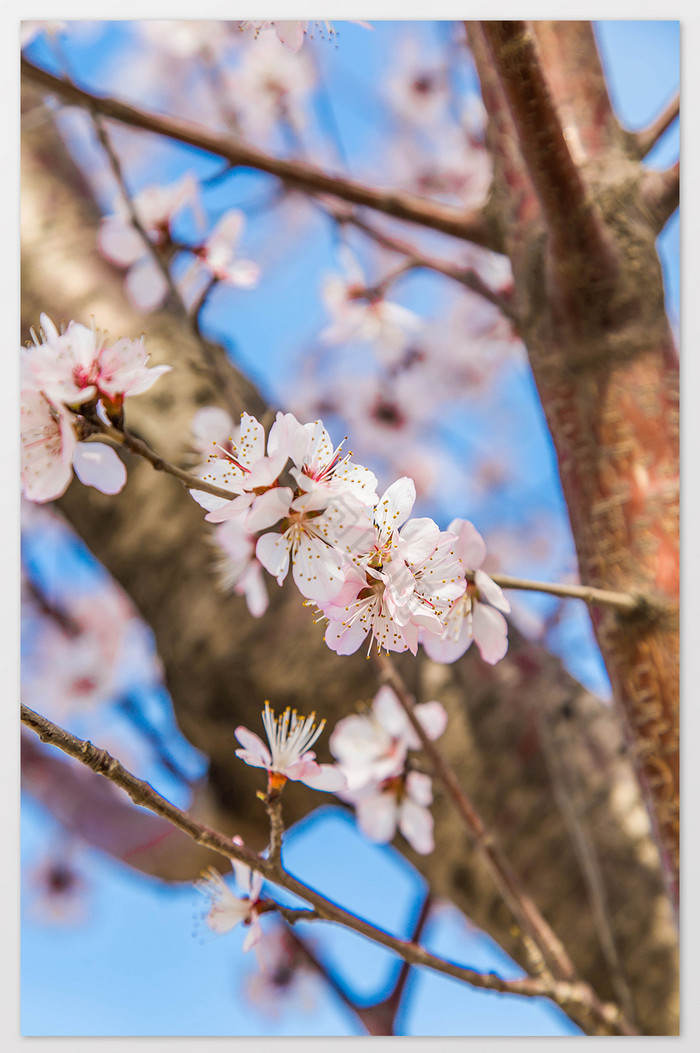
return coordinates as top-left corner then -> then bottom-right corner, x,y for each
26,849 -> 89,926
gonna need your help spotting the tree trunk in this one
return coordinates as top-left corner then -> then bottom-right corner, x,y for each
21,71 -> 679,1035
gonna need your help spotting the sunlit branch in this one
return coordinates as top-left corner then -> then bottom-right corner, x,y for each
88,421 -> 237,502
21,57 -> 497,249
634,92 -> 679,158
640,161 -> 680,233
478,22 -> 616,276
20,702 -> 633,1031
480,571 -> 665,617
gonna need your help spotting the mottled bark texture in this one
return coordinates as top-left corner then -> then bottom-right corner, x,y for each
469,19 -> 679,909
21,64 -> 678,1036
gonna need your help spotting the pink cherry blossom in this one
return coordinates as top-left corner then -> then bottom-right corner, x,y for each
213,518 -> 269,618
179,210 -> 260,308
321,479 -> 465,655
20,386 -> 126,503
225,32 -> 316,138
191,411 -> 288,517
235,703 -> 345,792
321,266 -> 422,363
329,685 -> 447,790
24,314 -> 171,411
422,518 -> 511,665
346,770 -> 435,855
195,846 -> 264,951
98,174 -> 201,312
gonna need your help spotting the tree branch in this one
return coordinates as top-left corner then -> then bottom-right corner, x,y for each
478,21 -> 616,277
634,92 -> 679,158
371,653 -> 576,987
481,571 -> 667,617
21,56 -> 496,249
640,161 -> 680,233
335,210 -> 518,322
20,702 -> 632,1031
88,422 -> 237,502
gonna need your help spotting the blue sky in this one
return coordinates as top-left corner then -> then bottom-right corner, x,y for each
20,19 -> 679,1038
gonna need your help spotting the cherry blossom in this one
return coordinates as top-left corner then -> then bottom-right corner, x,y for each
329,685 -> 447,791
24,314 -> 171,413
422,518 -> 511,665
235,702 -> 346,792
213,518 -> 269,618
191,411 -> 288,518
239,21 -> 368,52
98,174 -> 201,312
225,32 -> 316,138
246,926 -> 317,1016
344,770 -> 436,855
179,210 -> 260,308
321,265 -> 422,363
20,386 -> 126,503
195,848 -> 264,951
321,478 -> 465,655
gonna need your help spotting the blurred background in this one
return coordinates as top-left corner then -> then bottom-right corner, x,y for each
20,18 -> 679,1037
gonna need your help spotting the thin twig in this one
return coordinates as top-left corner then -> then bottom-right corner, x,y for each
336,209 -> 518,323
264,789 -> 285,868
21,56 -> 496,249
89,114 -> 246,415
478,571 -> 663,617
20,702 -> 634,1033
634,91 -> 679,158
371,652 -> 575,986
89,422 -> 237,502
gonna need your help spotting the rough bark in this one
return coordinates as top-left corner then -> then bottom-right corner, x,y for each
21,74 -> 678,1035
468,19 -> 679,910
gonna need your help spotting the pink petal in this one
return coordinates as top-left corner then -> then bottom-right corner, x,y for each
399,798 -> 434,854
356,792 -> 398,844
472,603 -> 509,664
475,569 -> 511,614
301,763 -> 347,792
406,770 -> 433,806
410,701 -> 448,747
98,218 -> 144,267
72,442 -> 126,495
449,518 -> 487,569
255,532 -> 291,584
125,257 -> 169,313
246,487 -> 293,532
234,726 -> 271,768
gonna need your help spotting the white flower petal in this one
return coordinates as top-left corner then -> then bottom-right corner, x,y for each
472,603 -> 509,664
356,792 -> 398,844
449,518 -> 487,569
72,442 -> 126,495
475,569 -> 511,613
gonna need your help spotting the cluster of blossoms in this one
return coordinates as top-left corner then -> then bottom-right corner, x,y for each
190,407 -> 510,663
98,175 -> 259,313
330,685 -> 447,854
21,314 -> 170,503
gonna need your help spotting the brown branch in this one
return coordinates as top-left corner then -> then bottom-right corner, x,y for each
478,22 -> 616,276
335,210 -> 518,323
480,571 -> 665,617
372,653 -> 575,985
20,703 -> 633,1032
89,422 -> 237,502
640,161 -> 680,233
634,92 -> 679,158
372,654 -> 636,1038
21,56 -> 496,249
